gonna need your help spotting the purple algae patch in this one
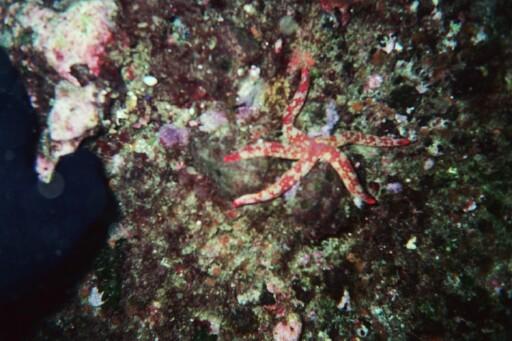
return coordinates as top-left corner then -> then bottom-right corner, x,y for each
158,123 -> 189,148
386,182 -> 403,194
235,105 -> 259,123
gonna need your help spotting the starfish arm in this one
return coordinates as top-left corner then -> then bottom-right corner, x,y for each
232,156 -> 317,207
322,150 -> 377,205
283,67 -> 311,141
330,131 -> 410,148
224,142 -> 302,162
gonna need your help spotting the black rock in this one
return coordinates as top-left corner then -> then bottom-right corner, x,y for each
0,47 -> 117,339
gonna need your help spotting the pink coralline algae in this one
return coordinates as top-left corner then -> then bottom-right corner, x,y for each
224,50 -> 410,208
364,74 -> 384,92
159,124 -> 190,148
17,0 -> 117,84
272,313 -> 303,341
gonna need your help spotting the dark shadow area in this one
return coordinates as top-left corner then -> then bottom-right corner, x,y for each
0,48 -> 118,339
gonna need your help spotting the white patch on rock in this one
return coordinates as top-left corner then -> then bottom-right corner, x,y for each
48,81 -> 99,142
37,80 -> 100,182
88,286 -> 105,308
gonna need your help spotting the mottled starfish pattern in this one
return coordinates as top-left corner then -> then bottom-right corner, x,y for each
224,50 -> 410,208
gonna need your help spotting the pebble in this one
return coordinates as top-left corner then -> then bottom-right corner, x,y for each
143,75 -> 158,87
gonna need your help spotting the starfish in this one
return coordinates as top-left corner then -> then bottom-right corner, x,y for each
224,50 -> 410,208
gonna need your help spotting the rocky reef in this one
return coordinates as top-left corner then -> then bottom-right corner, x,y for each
1,0 -> 511,339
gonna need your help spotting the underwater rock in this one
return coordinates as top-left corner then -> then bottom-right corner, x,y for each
17,0 -> 117,84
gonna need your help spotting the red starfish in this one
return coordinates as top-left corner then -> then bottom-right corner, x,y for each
224,50 -> 410,208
